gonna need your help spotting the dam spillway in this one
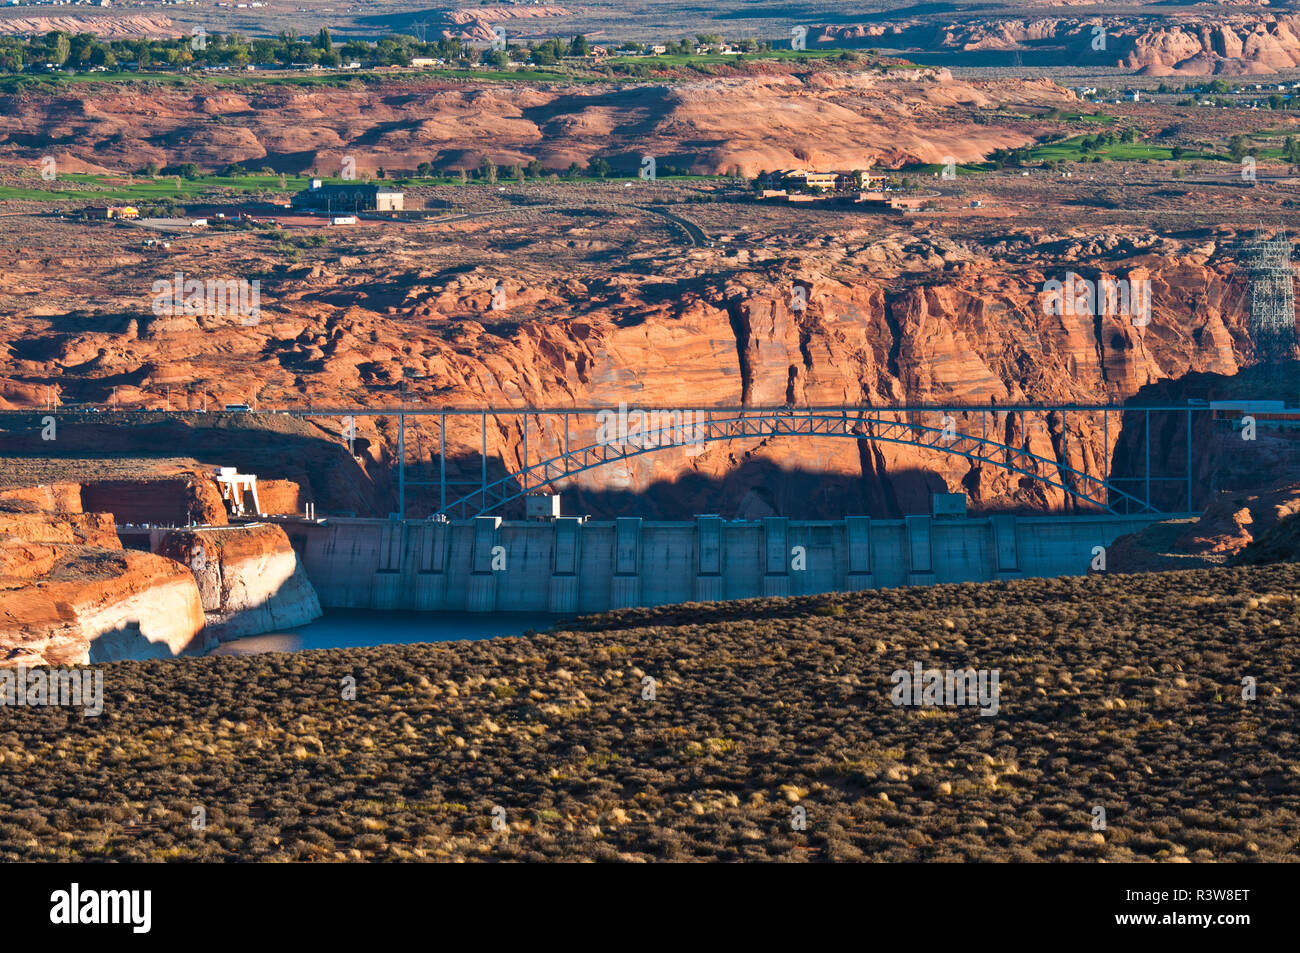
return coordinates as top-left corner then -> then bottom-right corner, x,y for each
279,513 -> 1167,614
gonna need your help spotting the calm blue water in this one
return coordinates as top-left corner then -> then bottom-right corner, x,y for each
208,610 -> 561,655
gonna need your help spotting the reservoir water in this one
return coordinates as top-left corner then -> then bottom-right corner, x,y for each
207,609 -> 562,655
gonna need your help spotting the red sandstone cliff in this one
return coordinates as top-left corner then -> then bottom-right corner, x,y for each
2,221 -> 1278,519
0,475 -> 319,663
156,523 -> 321,640
357,241 -> 1258,517
0,501 -> 207,665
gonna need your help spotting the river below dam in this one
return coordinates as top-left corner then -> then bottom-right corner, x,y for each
207,609 -> 562,656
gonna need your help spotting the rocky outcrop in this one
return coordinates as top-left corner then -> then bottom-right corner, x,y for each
0,475 -> 230,525
255,479 -> 306,516
0,483 -> 84,514
156,523 -> 321,641
1105,481 -> 1300,573
81,476 -> 229,526
0,15 -> 180,41
818,14 -> 1300,76
0,485 -> 321,662
1232,510 -> 1300,565
0,502 -> 207,665
442,5 -> 573,43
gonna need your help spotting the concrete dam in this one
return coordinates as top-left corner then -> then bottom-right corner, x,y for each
282,512 -> 1164,614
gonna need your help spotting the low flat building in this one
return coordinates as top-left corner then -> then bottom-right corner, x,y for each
84,205 -> 139,220
760,168 -> 884,193
844,170 -> 887,190
291,180 -> 404,212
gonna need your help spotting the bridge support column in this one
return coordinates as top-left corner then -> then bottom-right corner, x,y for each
548,517 -> 583,613
844,516 -> 874,590
467,516 -> 502,612
610,517 -> 641,609
905,515 -> 936,586
763,516 -> 790,598
694,515 -> 725,601
989,514 -> 1021,580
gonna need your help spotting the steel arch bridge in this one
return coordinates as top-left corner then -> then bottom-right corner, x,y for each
288,402 -> 1201,519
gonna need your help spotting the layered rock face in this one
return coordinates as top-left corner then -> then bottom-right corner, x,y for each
370,243 -> 1255,518
0,501 -> 207,665
156,523 -> 321,641
254,479 -> 305,517
6,220 -> 1266,518
80,476 -> 230,526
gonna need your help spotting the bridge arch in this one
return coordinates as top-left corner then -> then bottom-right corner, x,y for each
433,409 -> 1153,518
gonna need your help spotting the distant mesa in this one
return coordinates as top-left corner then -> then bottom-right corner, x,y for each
817,14 -> 1300,77
0,14 -> 181,41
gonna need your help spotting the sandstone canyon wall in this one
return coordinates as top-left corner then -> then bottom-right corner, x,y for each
0,477 -> 321,664
365,239 -> 1254,519
157,523 -> 321,641
0,501 -> 208,665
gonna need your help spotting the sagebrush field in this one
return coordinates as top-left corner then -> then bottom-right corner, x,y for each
1,563 -> 1296,862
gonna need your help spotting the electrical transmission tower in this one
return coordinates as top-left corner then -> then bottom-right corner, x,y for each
1239,229 -> 1298,368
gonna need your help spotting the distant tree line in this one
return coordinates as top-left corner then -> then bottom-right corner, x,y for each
131,152 -> 695,182
0,29 -> 471,72
406,155 -> 691,182
0,29 -> 781,75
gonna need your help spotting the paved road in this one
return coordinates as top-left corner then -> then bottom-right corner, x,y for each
424,201 -> 708,246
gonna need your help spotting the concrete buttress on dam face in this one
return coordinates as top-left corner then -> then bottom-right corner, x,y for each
289,513 -> 1163,614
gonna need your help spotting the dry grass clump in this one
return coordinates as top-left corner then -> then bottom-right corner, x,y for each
1,563 -> 1298,861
